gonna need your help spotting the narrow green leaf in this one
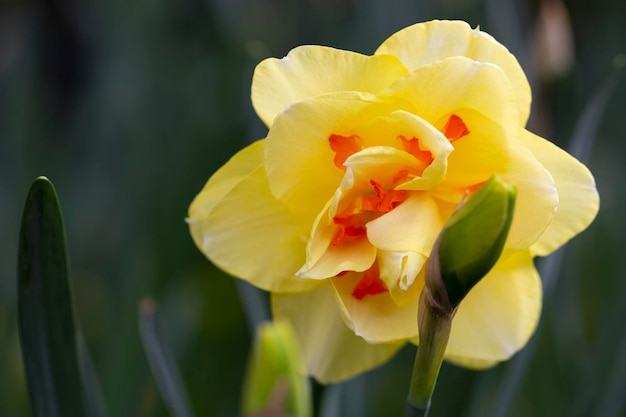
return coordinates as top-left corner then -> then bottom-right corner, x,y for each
319,375 -> 366,417
17,176 -> 87,417
139,298 -> 196,417
77,332 -> 110,417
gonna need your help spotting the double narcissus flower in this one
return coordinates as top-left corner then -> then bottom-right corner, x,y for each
188,20 -> 599,383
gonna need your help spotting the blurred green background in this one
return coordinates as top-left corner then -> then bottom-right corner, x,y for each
1,0 -> 625,416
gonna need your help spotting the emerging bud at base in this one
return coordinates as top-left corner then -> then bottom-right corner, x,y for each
407,176 -> 517,417
242,320 -> 312,417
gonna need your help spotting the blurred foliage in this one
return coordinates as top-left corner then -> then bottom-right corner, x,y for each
1,0 -> 625,416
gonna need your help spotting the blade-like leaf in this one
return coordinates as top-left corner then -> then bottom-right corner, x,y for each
17,176 -> 87,417
139,298 -> 196,417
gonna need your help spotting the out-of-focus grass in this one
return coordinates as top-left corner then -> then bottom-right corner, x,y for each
1,0 -> 625,416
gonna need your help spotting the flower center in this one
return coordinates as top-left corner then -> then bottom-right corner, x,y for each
351,263 -> 387,300
442,114 -> 470,142
325,114 -> 470,300
331,178 -> 409,246
328,114 -> 469,169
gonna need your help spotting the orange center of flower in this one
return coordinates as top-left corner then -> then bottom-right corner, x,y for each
443,114 -> 470,142
328,114 -> 469,170
329,134 -> 362,169
327,114 -> 470,300
351,263 -> 387,300
331,179 -> 409,246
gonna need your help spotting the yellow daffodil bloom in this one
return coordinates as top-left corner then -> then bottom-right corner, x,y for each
188,20 -> 599,383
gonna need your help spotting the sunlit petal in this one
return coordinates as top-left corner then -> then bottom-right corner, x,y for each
252,46 -> 408,126
382,56 -> 519,131
265,92 -> 401,216
367,192 -> 443,255
188,141 -> 318,293
429,109 -> 558,250
375,20 -> 531,125
519,129 -> 600,256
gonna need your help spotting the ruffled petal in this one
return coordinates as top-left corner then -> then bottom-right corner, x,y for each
264,93 -> 401,216
252,46 -> 408,126
347,110 -> 454,191
519,129 -> 600,256
272,284 -> 404,383
331,271 -> 422,343
367,192 -> 444,255
188,140 -> 266,216
298,236 -> 377,279
375,20 -> 531,125
378,250 -> 427,304
444,250 -> 542,368
188,141 -> 319,293
433,109 -> 558,250
382,56 -> 519,131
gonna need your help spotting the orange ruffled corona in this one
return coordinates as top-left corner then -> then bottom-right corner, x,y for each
188,20 -> 599,383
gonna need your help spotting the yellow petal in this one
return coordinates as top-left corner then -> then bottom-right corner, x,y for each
264,93 -> 400,216
331,271 -> 422,343
444,250 -> 542,368
367,192 -> 443,255
375,20 -> 531,125
382,56 -> 519,130
188,141 -> 318,293
346,110 -> 454,191
252,46 -> 408,126
298,236 -> 377,280
296,196 -> 377,279
434,109 -> 558,250
272,284 -> 404,383
378,250 -> 427,305
188,140 -> 266,217
519,129 -> 600,256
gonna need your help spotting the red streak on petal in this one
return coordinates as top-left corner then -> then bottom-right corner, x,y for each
352,265 -> 388,300
329,134 -> 362,169
443,114 -> 470,142
331,213 -> 369,245
365,180 -> 408,212
332,181 -> 408,246
393,169 -> 411,187
398,136 -> 434,168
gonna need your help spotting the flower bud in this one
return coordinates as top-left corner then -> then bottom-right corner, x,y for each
434,175 -> 517,309
242,320 -> 311,417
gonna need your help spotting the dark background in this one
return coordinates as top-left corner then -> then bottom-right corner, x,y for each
1,0 -> 625,415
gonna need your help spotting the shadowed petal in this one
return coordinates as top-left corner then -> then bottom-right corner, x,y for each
272,284 -> 404,383
445,250 -> 542,368
331,272 -> 422,343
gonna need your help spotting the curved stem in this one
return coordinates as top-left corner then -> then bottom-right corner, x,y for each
405,289 -> 454,417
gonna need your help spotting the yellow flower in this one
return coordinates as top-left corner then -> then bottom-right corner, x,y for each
188,20 -> 599,383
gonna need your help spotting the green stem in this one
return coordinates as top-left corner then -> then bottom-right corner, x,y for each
406,289 -> 454,416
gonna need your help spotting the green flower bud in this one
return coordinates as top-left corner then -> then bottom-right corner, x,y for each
242,320 -> 312,417
436,175 -> 517,309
